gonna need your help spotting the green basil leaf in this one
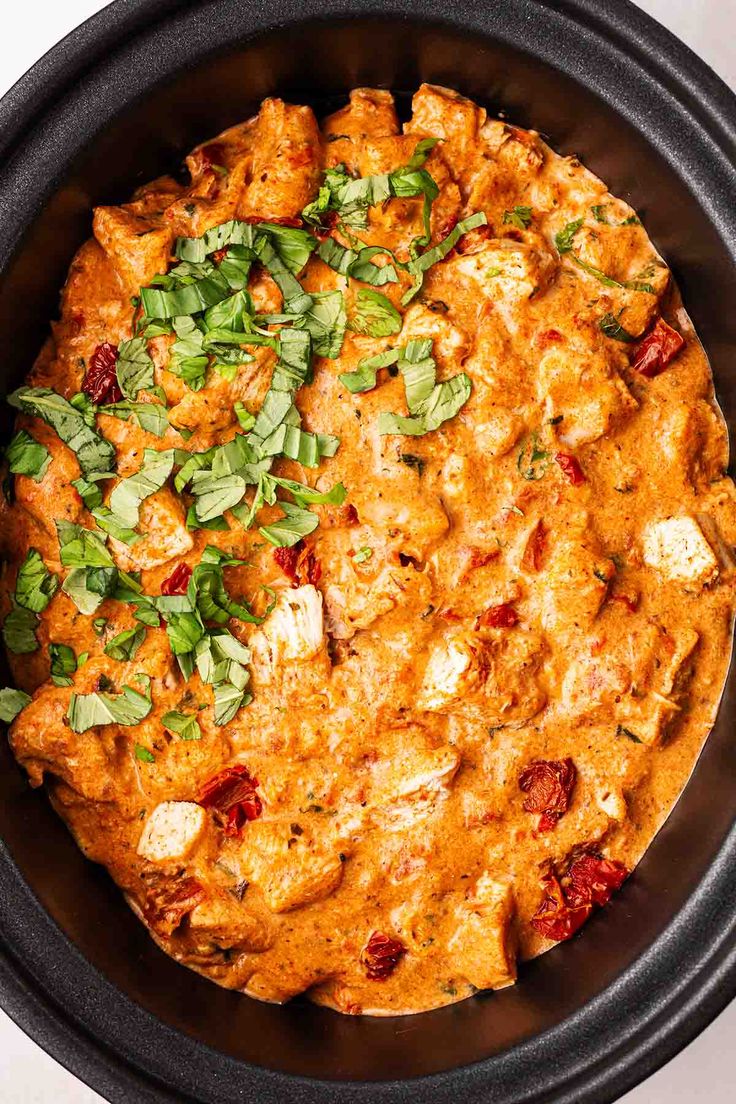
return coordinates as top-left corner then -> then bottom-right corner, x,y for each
49,642 -> 78,686
348,289 -> 402,337
401,211 -> 488,305
234,402 -> 255,431
168,315 -> 209,391
15,549 -> 58,613
7,387 -> 116,479
166,611 -> 205,655
71,475 -> 107,509
56,521 -> 114,568
503,205 -> 533,230
293,290 -> 347,359
90,506 -> 140,546
161,709 -> 202,741
140,268 -> 231,319
339,347 -> 399,393
108,448 -> 175,529
116,336 -> 154,399
257,222 -> 317,274
599,312 -> 637,342
591,204 -> 610,224
5,430 -> 51,482
3,601 -> 39,654
213,681 -> 250,726
103,400 -> 169,437
0,687 -> 31,722
555,219 -> 584,254
259,501 -> 319,547
104,626 -> 146,662
67,675 -> 152,733
62,566 -> 117,614
517,432 -> 550,481
134,743 -> 156,762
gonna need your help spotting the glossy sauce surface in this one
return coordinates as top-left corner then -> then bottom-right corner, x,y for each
2,85 -> 735,1015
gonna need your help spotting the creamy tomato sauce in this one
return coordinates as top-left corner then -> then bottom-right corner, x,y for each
1,84 -> 735,1016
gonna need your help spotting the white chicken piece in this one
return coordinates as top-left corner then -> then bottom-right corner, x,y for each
641,516 -> 719,589
232,820 -> 345,913
251,584 -> 324,665
137,801 -> 207,863
447,875 -> 517,990
371,745 -> 461,831
111,488 -> 193,571
400,303 -> 470,371
418,628 -> 545,726
537,346 -> 637,447
453,239 -> 557,330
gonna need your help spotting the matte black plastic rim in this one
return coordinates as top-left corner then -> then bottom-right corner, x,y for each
0,2 -> 735,1102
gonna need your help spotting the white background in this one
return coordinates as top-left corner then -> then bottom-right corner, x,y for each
0,1 -> 734,1101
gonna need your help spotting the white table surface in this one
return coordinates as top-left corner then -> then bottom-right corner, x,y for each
0,1 -> 734,1100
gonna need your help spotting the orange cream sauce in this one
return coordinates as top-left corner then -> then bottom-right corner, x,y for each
2,84 -> 735,1015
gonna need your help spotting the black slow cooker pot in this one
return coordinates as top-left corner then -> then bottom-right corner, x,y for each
1,2 -> 736,1101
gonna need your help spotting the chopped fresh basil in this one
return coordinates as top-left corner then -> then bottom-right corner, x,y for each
72,475 -> 107,509
600,312 -> 636,342
260,501 -> 320,548
353,546 -> 372,563
293,290 -> 347,358
555,219 -> 655,292
234,402 -> 255,431
317,238 -> 400,287
517,432 -> 550,481
161,709 -> 202,741
401,211 -> 488,305
0,687 -> 31,722
591,204 -> 610,224
106,448 -> 175,530
616,724 -> 643,744
103,399 -> 169,437
2,601 -> 39,654
56,521 -> 114,568
339,348 -> 399,394
104,626 -> 146,662
503,205 -> 532,230
555,219 -> 584,254
378,339 -> 471,437
67,674 -> 152,733
7,387 -> 116,479
5,429 -> 51,482
49,642 -> 78,686
134,743 -> 156,763
348,289 -> 402,338
116,336 -> 154,399
15,549 -> 57,613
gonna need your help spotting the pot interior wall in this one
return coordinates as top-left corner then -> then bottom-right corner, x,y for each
1,13 -> 736,1086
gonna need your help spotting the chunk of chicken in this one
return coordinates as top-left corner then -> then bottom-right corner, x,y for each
447,875 -> 517,990
137,801 -> 207,863
641,516 -> 719,589
239,99 -> 320,222
110,487 -> 194,572
93,206 -> 174,294
538,346 -> 637,447
419,628 -> 546,726
323,87 -> 399,140
231,821 -> 345,913
407,84 -> 485,175
453,238 -> 557,330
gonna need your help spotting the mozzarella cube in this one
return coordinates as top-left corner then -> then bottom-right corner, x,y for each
642,516 -> 718,588
137,801 -> 207,863
262,584 -> 324,661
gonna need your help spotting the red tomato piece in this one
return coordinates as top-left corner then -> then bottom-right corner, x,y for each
555,452 -> 585,485
632,318 -> 685,378
160,563 -> 193,596
519,758 -> 576,830
83,342 -> 123,404
361,931 -> 406,980
478,603 -> 519,629
198,765 -> 262,836
566,853 -> 629,908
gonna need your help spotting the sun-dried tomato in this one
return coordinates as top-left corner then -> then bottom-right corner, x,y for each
273,543 -> 302,582
198,765 -> 262,837
273,541 -> 321,586
143,876 -> 205,936
361,931 -> 406,980
83,343 -> 122,404
531,869 -> 591,941
566,853 -> 629,908
555,452 -> 585,486
478,603 -> 519,629
631,318 -> 685,378
161,563 -> 192,596
519,758 -> 576,831
522,520 -> 548,572
244,213 -> 305,228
